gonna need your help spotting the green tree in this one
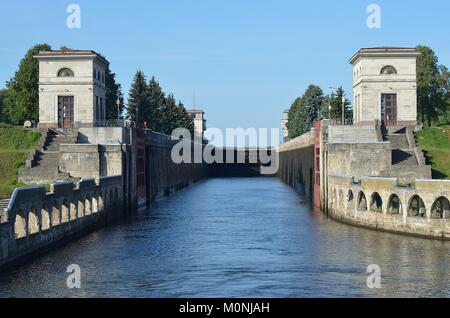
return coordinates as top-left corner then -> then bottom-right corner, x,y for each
287,85 -> 324,139
126,70 -> 148,123
105,68 -> 124,120
322,86 -> 352,121
145,77 -> 166,130
416,45 -> 449,126
176,101 -> 194,135
4,43 -> 52,125
0,89 -> 7,123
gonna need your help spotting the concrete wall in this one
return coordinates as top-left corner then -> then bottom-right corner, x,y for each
326,142 -> 392,179
59,144 -> 123,179
276,132 -> 315,197
78,127 -> 129,144
145,131 -> 207,201
0,176 -> 124,270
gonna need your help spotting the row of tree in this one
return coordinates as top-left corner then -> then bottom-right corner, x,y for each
416,45 -> 450,126
287,85 -> 352,139
126,71 -> 194,135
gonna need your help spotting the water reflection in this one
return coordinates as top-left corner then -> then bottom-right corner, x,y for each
0,177 -> 448,297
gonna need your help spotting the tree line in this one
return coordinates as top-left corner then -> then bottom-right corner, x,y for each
126,71 -> 194,135
286,45 -> 450,139
287,85 -> 352,139
0,44 -> 194,136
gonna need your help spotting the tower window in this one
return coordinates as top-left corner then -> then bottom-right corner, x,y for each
57,68 -> 74,77
381,65 -> 397,75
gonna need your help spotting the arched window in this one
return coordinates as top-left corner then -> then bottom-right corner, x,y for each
380,65 -> 397,75
57,68 -> 74,77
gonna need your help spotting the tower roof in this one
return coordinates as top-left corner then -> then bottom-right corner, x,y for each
349,47 -> 420,64
34,50 -> 109,65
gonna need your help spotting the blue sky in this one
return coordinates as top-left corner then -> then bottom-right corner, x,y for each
1,0 -> 449,145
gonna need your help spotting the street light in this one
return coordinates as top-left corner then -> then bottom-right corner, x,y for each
116,95 -> 121,120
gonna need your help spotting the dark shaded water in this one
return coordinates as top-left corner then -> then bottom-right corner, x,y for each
0,178 -> 448,297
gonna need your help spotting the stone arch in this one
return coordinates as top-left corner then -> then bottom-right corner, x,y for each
430,197 -> 450,219
78,196 -> 85,218
52,201 -> 61,226
70,200 -> 77,221
92,192 -> 99,214
85,194 -> 92,215
357,191 -> 367,212
28,206 -> 40,234
370,192 -> 383,213
57,67 -> 74,77
380,65 -> 397,75
408,195 -> 426,218
41,203 -> 51,231
61,200 -> 70,223
14,209 -> 27,239
348,190 -> 354,202
387,194 -> 402,215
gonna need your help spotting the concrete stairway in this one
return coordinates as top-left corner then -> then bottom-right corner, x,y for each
381,126 -> 431,180
19,129 -> 78,184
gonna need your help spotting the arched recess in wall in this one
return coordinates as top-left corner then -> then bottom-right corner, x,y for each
380,65 -> 397,75
61,200 -> 70,223
387,194 -> 402,215
78,196 -> 85,218
41,203 -> 51,231
70,200 -> 77,221
431,197 -> 450,219
92,192 -> 99,214
357,191 -> 368,212
14,209 -> 27,239
57,68 -> 74,77
408,195 -> 426,218
28,206 -> 40,234
52,201 -> 61,226
85,194 -> 92,215
370,192 -> 383,213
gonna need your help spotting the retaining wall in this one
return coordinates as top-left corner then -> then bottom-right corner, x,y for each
0,176 -> 124,270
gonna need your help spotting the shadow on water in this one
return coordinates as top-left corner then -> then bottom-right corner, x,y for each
0,177 -> 448,298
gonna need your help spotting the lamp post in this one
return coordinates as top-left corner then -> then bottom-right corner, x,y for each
116,95 -> 121,120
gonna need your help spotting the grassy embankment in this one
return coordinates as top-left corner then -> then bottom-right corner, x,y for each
416,125 -> 450,179
0,125 -> 40,199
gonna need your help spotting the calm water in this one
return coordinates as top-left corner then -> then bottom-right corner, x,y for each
0,177 -> 448,298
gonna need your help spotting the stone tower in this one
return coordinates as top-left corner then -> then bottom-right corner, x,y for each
34,50 -> 109,129
349,47 -> 420,127
187,109 -> 206,142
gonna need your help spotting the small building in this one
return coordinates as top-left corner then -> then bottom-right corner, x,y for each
349,47 -> 420,127
281,109 -> 289,142
187,109 -> 206,142
34,50 -> 109,129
